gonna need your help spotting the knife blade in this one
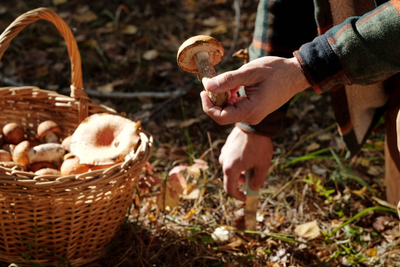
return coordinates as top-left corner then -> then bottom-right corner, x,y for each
244,168 -> 258,231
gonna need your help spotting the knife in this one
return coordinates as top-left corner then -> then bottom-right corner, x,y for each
244,168 -> 258,231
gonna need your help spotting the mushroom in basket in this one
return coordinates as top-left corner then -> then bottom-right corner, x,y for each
70,113 -> 141,170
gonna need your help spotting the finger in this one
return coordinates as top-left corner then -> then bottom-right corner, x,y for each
223,164 -> 246,201
201,92 -> 252,125
204,70 -> 248,94
250,167 -> 268,191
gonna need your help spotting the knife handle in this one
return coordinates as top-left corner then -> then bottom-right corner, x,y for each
244,168 -> 258,196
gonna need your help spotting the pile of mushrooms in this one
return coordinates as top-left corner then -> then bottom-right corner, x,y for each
0,113 -> 141,178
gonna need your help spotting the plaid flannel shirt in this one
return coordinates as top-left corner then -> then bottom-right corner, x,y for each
239,0 -> 400,156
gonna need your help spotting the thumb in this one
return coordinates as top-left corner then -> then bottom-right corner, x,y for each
203,70 -> 245,94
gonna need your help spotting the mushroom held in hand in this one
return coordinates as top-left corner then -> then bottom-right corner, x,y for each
177,35 -> 227,107
3,122 -> 25,145
70,113 -> 141,167
37,120 -> 62,143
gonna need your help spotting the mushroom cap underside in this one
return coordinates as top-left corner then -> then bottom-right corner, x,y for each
70,113 -> 141,165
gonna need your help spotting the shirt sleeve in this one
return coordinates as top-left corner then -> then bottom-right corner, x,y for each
294,0 -> 400,94
238,0 -> 317,137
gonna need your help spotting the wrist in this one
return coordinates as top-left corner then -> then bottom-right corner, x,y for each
286,57 -> 311,95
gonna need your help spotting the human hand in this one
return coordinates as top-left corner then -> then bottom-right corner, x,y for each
201,56 -> 310,125
219,126 -> 273,201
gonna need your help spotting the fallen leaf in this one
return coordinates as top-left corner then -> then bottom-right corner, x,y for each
97,83 -> 114,93
183,208 -> 196,220
148,212 -> 157,223
181,188 -> 200,199
351,186 -> 367,199
366,247 -> 377,257
187,159 -> 209,177
52,0 -> 67,5
168,172 -> 187,194
373,216 -> 398,232
119,24 -> 138,35
294,220 -> 321,239
156,184 -> 180,211
306,142 -> 320,152
143,49 -> 159,61
73,10 -> 98,23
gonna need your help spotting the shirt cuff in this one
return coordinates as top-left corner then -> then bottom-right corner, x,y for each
293,34 -> 350,94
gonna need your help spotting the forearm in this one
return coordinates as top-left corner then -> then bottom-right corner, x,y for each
295,0 -> 400,93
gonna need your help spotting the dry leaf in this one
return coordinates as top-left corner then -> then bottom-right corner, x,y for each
168,172 -> 187,194
156,185 -> 180,211
52,0 -> 67,5
187,159 -> 208,177
351,186 -> 367,199
181,188 -> 200,199
97,83 -> 114,93
373,216 -> 398,232
183,208 -> 196,220
148,212 -> 157,222
73,10 -> 98,23
120,24 -> 138,35
306,142 -> 320,152
143,49 -> 159,61
366,247 -> 378,257
294,220 -> 321,239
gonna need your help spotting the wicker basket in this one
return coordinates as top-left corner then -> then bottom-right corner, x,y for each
0,8 -> 152,266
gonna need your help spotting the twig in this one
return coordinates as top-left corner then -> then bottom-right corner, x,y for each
0,74 -> 24,87
60,87 -> 188,99
0,74 -> 192,99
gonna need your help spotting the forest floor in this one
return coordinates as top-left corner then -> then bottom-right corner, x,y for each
0,0 -> 400,266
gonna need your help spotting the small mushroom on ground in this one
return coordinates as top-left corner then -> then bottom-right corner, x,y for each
60,153 -> 90,176
177,35 -> 227,107
37,120 -> 62,144
70,113 -> 141,167
3,122 -> 25,145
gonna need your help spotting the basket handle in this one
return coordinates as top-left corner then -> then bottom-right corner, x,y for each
0,7 -> 90,122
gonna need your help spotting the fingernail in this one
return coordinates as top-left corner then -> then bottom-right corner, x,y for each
202,77 -> 218,91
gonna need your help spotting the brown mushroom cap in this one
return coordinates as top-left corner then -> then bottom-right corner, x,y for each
29,162 -> 56,173
12,140 -> 30,170
3,123 -> 25,145
177,35 -> 224,73
0,149 -> 12,162
37,120 -> 62,143
70,113 -> 141,165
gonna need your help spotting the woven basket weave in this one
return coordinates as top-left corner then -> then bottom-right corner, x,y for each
0,8 -> 152,266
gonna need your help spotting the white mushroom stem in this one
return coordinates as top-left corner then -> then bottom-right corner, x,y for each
28,143 -> 65,166
193,51 -> 227,107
